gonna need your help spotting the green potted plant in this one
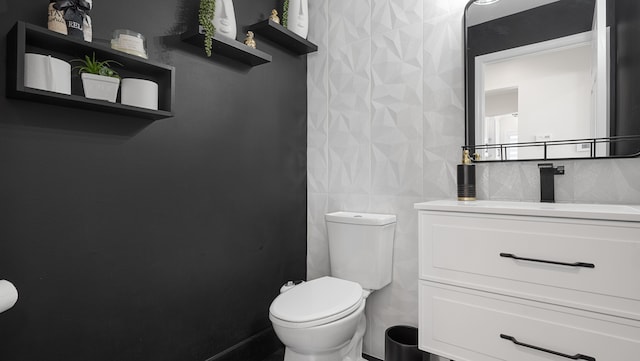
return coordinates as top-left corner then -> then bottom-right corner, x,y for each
199,0 -> 216,57
282,0 -> 289,27
72,53 -> 122,102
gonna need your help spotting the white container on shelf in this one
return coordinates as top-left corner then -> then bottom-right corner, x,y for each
121,78 -> 158,110
81,73 -> 120,102
111,29 -> 148,59
24,53 -> 71,95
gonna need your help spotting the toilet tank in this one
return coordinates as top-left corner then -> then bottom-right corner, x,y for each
325,211 -> 396,290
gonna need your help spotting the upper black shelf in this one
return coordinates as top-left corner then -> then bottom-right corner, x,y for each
6,21 -> 175,120
181,27 -> 272,66
247,19 -> 318,55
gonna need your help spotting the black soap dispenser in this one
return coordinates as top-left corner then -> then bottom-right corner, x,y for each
457,149 -> 476,201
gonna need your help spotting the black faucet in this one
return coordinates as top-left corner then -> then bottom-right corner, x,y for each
537,163 -> 565,203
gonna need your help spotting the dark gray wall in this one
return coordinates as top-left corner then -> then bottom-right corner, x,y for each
0,1 -> 307,360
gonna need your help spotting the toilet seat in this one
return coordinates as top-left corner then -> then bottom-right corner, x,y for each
269,276 -> 364,329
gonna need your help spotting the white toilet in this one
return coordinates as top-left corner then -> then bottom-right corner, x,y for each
269,211 -> 396,361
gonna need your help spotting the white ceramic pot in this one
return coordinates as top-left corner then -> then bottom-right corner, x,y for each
121,78 -> 158,110
24,53 -> 71,95
81,73 -> 120,102
213,0 -> 237,40
287,0 -> 309,39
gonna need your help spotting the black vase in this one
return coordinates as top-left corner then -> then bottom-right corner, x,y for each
457,163 -> 476,201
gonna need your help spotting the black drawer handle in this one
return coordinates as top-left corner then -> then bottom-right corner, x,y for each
500,253 -> 595,268
500,334 -> 595,361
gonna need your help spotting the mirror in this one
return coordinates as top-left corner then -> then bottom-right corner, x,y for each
465,0 -> 640,161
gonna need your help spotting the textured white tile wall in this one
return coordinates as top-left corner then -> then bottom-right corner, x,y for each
307,1 -> 640,360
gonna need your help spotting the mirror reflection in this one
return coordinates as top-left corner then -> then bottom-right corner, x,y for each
465,0 -> 640,161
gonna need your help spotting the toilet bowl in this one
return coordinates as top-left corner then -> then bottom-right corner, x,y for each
269,277 -> 368,361
270,211 -> 396,361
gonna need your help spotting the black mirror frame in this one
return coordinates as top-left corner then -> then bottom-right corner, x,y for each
462,0 -> 640,162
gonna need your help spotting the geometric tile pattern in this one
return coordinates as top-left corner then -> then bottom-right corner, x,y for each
481,158 -> 640,204
307,1 -> 463,359
371,24 -> 424,197
328,38 -> 372,194
308,0 -> 640,360
307,0 -> 330,281
372,0 -> 423,36
328,0 -> 372,48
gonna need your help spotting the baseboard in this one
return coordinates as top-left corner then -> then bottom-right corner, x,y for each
204,327 -> 282,361
363,352 -> 438,361
363,354 -> 383,361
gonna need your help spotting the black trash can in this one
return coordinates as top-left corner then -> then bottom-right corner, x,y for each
385,325 -> 429,361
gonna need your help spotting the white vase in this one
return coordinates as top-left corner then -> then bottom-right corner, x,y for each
81,73 -> 120,103
213,0 -> 237,40
287,0 -> 309,39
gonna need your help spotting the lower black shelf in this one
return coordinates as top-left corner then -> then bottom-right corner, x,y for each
9,86 -> 173,120
181,28 -> 272,66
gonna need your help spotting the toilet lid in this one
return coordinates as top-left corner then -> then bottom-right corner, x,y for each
269,277 -> 363,326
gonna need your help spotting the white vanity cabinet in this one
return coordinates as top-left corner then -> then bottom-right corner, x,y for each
415,200 -> 640,361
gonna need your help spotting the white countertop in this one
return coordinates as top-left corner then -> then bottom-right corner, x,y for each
414,200 -> 640,222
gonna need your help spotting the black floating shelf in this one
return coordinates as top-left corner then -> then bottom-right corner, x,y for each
6,21 -> 175,120
10,86 -> 174,120
181,28 -> 272,66
247,19 -> 318,55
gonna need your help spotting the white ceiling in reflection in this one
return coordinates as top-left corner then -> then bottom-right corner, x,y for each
467,0 -> 561,26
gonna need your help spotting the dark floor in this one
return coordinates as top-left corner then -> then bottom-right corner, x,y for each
259,349 -> 383,361
261,348 -> 284,361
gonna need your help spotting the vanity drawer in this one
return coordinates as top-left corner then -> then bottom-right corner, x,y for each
419,281 -> 640,361
419,211 -> 640,319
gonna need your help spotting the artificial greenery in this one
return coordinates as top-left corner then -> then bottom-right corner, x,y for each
72,53 -> 122,78
199,0 -> 216,57
282,0 -> 289,27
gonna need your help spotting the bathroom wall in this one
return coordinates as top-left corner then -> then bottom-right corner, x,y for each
483,45 -> 593,159
0,1 -> 306,360
306,0 -> 640,360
